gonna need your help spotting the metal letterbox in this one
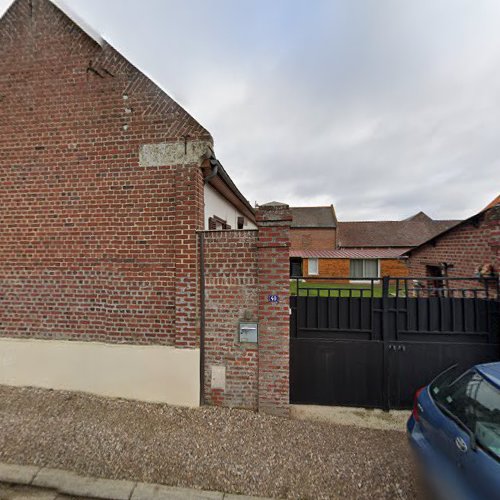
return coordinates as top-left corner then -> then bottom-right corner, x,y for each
239,322 -> 258,343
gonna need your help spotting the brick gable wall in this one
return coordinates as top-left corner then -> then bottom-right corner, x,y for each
0,1 -> 294,413
0,0 -> 210,346
290,228 -> 336,251
407,206 -> 499,280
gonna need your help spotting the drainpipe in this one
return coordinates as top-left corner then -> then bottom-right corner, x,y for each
199,158 -> 218,406
204,158 -> 219,183
199,153 -> 221,405
199,232 -> 206,405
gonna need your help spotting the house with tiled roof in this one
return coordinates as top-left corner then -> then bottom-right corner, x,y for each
289,206 -> 337,276
0,0 -> 257,407
290,205 -> 458,280
405,195 -> 499,281
336,218 -> 458,249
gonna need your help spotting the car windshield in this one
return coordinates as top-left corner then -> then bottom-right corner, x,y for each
430,368 -> 500,461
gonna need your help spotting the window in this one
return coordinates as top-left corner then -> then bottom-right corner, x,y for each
290,258 -> 303,277
350,259 -> 379,279
208,215 -> 231,230
431,369 -> 500,461
237,216 -> 245,229
426,264 -> 445,296
308,258 -> 319,275
426,264 -> 443,277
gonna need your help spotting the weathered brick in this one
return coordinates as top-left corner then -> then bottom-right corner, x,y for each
290,228 -> 336,251
202,204 -> 291,415
407,205 -> 499,294
0,0 -> 209,346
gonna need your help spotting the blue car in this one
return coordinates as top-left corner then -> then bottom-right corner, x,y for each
407,362 -> 500,500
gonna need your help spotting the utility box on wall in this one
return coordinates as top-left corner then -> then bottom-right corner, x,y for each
239,322 -> 258,343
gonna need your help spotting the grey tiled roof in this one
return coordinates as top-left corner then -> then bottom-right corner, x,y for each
337,219 -> 459,248
290,206 -> 337,228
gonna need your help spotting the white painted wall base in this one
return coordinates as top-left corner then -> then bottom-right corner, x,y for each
0,338 -> 200,407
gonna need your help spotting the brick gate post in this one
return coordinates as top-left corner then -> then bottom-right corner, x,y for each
256,202 -> 292,416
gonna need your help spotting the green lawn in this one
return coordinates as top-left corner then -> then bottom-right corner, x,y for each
290,280 -> 402,297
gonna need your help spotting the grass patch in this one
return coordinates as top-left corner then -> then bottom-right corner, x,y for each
290,281 -> 401,297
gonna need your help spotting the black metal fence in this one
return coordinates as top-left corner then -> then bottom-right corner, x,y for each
290,275 -> 500,409
290,275 -> 499,299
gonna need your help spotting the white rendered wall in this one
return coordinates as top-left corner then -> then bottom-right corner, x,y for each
204,184 -> 257,230
0,338 -> 200,407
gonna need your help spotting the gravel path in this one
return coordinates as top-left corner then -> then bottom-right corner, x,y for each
0,386 -> 417,499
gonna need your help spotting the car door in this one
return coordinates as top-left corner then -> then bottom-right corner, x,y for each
422,369 -> 470,466
420,369 -> 482,499
420,395 -> 470,473
429,368 -> 500,499
456,372 -> 500,500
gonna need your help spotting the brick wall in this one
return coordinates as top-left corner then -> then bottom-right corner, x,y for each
317,258 -> 350,277
202,230 -> 259,409
301,257 -> 408,283
381,259 -> 409,277
301,258 -> 350,284
0,0 -> 210,346
201,203 -> 291,415
290,228 -> 336,251
407,206 -> 499,280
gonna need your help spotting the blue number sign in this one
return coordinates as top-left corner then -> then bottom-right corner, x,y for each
268,294 -> 280,303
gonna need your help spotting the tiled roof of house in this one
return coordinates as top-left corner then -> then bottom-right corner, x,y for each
290,206 -> 337,228
404,194 -> 500,255
290,248 -> 410,259
337,219 -> 459,248
403,211 -> 433,222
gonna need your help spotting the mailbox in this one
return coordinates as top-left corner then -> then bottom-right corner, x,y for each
239,322 -> 258,343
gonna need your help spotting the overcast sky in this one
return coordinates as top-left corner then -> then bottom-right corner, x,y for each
1,0 -> 499,220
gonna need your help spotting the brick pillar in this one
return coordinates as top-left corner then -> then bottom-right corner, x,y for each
139,138 -> 209,348
174,162 -> 205,347
485,205 -> 500,298
256,202 -> 292,416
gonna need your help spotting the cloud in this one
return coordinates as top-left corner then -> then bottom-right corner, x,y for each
1,0 -> 499,220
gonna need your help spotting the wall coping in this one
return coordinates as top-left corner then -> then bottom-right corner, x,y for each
197,229 -> 258,234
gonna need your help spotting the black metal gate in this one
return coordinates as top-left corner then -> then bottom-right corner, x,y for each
290,276 -> 500,410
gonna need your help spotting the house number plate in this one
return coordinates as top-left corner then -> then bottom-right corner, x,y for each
268,295 -> 280,303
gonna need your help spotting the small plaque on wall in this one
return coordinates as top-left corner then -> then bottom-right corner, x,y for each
239,322 -> 258,343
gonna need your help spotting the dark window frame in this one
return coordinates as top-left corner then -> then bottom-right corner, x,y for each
209,215 -> 231,230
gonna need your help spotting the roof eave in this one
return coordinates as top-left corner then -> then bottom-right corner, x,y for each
404,217 -> 475,255
291,225 -> 337,229
203,154 -> 256,224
